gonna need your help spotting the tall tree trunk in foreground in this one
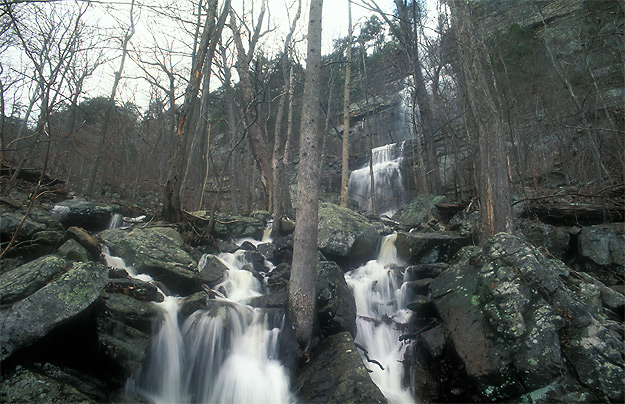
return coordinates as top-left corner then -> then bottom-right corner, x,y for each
450,0 -> 513,239
339,0 -> 352,207
162,0 -> 226,222
286,0 -> 324,360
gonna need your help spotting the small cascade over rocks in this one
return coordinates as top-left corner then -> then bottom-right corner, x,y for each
103,244 -> 291,403
345,233 -> 415,403
348,142 -> 407,217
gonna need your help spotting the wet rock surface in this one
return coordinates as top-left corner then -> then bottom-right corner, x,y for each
317,202 -> 382,263
98,225 -> 201,296
427,234 -> 624,402
292,331 -> 387,404
0,260 -> 109,361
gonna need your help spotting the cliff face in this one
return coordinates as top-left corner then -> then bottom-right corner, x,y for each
475,0 -> 623,107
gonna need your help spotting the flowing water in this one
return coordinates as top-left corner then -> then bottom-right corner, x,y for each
345,233 -> 415,404
348,142 -> 406,217
103,246 -> 291,403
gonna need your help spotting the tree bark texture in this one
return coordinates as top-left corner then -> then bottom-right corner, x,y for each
450,0 -> 514,239
231,4 -> 274,210
162,0 -> 225,222
287,0 -> 324,355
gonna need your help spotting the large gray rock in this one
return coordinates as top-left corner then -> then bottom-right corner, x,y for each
0,255 -> 67,305
317,261 -> 357,338
292,331 -> 387,404
518,219 -> 571,259
57,238 -> 93,262
198,254 -> 229,287
578,223 -> 625,270
96,293 -> 160,380
0,208 -> 63,258
395,231 -> 471,264
98,226 -> 201,296
0,261 -> 109,361
430,234 -> 624,402
51,199 -> 114,231
391,195 -> 446,227
317,202 -> 381,262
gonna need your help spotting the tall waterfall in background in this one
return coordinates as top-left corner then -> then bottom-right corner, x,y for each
345,233 -> 414,403
104,247 -> 291,404
348,142 -> 407,217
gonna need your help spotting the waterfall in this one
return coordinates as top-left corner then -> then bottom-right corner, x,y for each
103,246 -> 291,403
348,142 -> 406,217
345,233 -> 414,404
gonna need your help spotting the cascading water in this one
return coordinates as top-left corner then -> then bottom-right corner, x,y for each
103,245 -> 291,403
345,233 -> 415,404
348,142 -> 406,217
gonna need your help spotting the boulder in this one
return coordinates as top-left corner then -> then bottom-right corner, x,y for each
96,293 -> 160,381
0,208 -> 63,258
316,261 -> 357,338
317,202 -> 381,263
57,238 -> 93,262
0,255 -> 68,305
179,292 -> 210,320
0,261 -> 109,361
395,231 -> 471,264
51,199 -> 114,231
391,195 -> 446,227
292,331 -> 387,404
98,226 -> 201,296
430,234 -> 624,402
518,219 -> 571,259
198,254 -> 230,287
577,223 -> 625,272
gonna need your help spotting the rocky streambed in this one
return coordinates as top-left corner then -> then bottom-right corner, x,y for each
0,196 -> 623,403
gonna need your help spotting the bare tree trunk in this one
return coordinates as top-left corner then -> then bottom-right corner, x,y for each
86,0 -> 135,196
162,0 -> 227,222
184,0 -> 229,210
286,0 -> 324,361
450,0 -> 514,240
271,0 -> 301,237
339,0 -> 352,207
230,3 -> 273,209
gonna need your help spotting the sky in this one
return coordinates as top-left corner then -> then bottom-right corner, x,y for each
4,0 -> 440,117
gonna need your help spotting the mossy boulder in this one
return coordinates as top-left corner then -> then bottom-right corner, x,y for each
0,255 -> 68,305
430,234 -> 624,402
57,238 -> 93,262
98,226 -> 201,296
293,331 -> 387,404
0,261 -> 108,361
317,202 -> 382,263
391,195 -> 446,227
